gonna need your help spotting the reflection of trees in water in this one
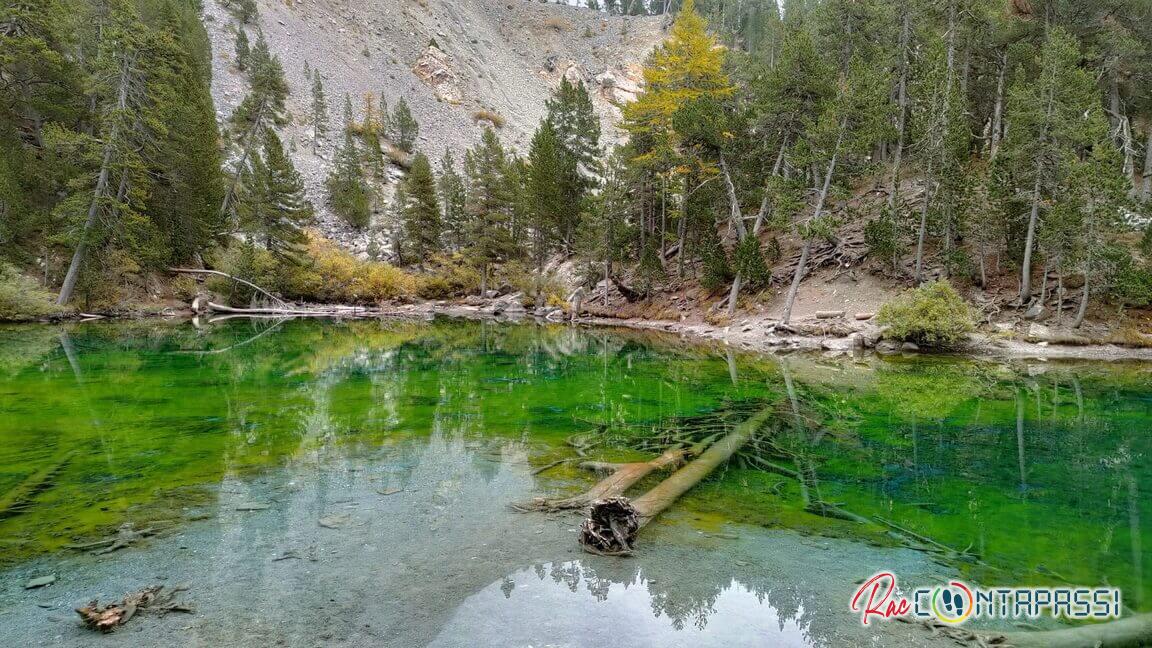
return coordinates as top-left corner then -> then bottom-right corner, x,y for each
515,557 -> 813,634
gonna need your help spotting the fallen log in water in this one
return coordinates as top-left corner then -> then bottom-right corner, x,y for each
193,300 -> 383,318
578,407 -> 775,555
992,614 -> 1152,648
0,451 -> 76,519
514,448 -> 687,512
908,613 -> 1152,648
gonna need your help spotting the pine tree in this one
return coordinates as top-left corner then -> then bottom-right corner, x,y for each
378,94 -> 393,145
1001,27 -> 1100,304
56,0 -> 161,305
228,0 -> 257,24
576,148 -> 630,305
311,71 -> 328,154
527,120 -> 565,268
390,97 -> 419,152
148,0 -> 226,263
248,129 -> 312,256
544,77 -> 602,251
359,93 -> 385,179
221,29 -> 289,220
400,153 -> 443,262
234,28 -> 250,72
326,95 -> 371,228
465,127 -> 516,294
437,151 -> 468,250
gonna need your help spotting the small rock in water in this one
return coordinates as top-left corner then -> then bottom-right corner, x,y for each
25,575 -> 56,589
318,513 -> 353,529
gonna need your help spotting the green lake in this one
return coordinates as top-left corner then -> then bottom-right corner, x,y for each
0,318 -> 1148,646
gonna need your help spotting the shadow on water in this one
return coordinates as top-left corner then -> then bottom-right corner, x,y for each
0,317 -> 1149,644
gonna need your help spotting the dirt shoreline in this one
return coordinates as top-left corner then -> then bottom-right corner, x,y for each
394,301 -> 1152,363
10,299 -> 1152,363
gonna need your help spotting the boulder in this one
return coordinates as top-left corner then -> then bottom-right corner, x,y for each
412,44 -> 462,103
1027,323 -> 1052,342
900,341 -> 920,353
875,340 -> 899,354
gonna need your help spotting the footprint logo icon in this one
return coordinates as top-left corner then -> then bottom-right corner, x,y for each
942,588 -> 964,616
932,582 -> 972,623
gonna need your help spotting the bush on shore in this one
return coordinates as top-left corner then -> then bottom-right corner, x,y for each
877,280 -> 974,348
0,263 -> 64,321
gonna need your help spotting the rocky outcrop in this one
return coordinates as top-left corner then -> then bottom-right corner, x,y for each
413,44 -> 463,104
203,0 -> 662,255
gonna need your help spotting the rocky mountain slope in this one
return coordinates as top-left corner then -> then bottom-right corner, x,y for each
203,0 -> 664,253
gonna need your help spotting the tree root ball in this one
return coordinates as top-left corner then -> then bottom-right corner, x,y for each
579,497 -> 639,556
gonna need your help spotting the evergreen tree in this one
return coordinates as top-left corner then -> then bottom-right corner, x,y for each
311,71 -> 328,154
438,152 -> 468,251
238,130 -> 312,257
326,95 -> 371,228
234,28 -> 250,72
228,0 -> 257,24
527,120 -> 565,268
221,29 -> 289,220
465,128 -> 517,293
1001,27 -> 1101,304
390,97 -> 419,152
544,77 -> 601,250
55,0 -> 162,305
400,153 -> 443,262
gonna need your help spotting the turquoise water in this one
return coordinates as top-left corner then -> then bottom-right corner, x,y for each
0,317 -> 1149,642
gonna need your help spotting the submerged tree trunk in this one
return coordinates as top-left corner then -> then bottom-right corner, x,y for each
515,448 -> 687,512
578,407 -> 774,555
993,614 -> 1152,648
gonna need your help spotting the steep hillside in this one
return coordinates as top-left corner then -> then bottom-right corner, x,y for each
204,0 -> 663,253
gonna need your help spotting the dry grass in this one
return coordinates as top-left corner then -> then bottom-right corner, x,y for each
1107,326 -> 1152,348
472,110 -> 506,128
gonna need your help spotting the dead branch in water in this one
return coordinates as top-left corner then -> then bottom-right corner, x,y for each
578,408 -> 776,555
76,585 -> 193,633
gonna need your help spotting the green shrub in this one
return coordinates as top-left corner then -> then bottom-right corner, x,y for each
416,253 -> 481,299
877,281 -> 974,348
0,263 -> 64,321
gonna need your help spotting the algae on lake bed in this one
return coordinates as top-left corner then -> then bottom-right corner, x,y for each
0,318 -> 1149,614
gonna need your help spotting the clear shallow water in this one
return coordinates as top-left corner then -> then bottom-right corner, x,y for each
0,318 -> 1149,645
